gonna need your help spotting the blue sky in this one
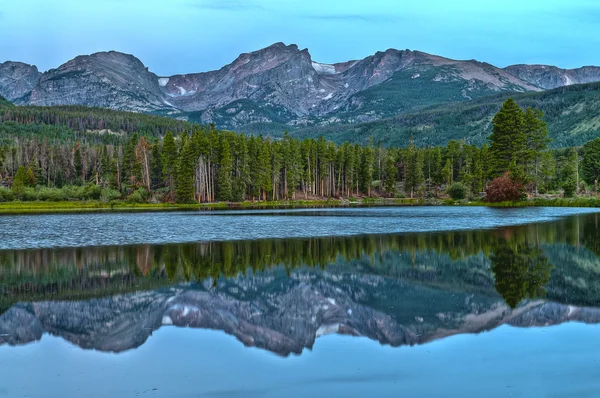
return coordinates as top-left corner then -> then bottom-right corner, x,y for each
1,0 -> 600,75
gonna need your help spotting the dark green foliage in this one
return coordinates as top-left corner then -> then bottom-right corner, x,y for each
175,139 -> 195,203
217,137 -> 233,202
12,166 -> 27,198
291,82 -> 600,148
490,241 -> 551,309
447,182 -> 467,200
0,99 -> 592,205
583,138 -> 600,189
162,131 -> 178,197
0,95 -> 13,107
383,151 -> 397,197
489,99 -> 525,177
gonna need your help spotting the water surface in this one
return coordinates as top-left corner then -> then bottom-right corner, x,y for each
1,207 -> 600,397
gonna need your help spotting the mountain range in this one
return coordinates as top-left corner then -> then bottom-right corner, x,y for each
2,42 -> 600,136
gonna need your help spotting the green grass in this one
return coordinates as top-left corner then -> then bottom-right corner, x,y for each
0,196 -> 598,215
0,198 -> 425,214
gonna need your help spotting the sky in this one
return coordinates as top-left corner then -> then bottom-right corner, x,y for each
1,0 -> 600,76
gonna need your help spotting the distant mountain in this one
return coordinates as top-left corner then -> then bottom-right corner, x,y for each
0,43 -> 566,131
504,64 -> 600,90
292,82 -> 600,148
0,61 -> 41,101
24,51 -> 172,113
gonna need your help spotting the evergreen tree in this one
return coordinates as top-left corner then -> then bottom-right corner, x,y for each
359,143 -> 374,196
404,137 -> 424,198
150,140 -> 163,190
175,139 -> 195,203
74,142 -> 83,184
217,136 -> 233,202
12,165 -> 27,198
489,98 -> 526,177
26,166 -> 36,187
383,151 -> 397,197
162,131 -> 178,198
583,138 -> 600,190
523,107 -> 551,193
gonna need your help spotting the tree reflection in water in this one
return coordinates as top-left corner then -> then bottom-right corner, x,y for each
1,212 -> 599,312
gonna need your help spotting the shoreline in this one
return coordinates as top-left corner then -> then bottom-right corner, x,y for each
1,197 -> 600,215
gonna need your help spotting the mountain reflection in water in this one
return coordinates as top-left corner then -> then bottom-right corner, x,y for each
1,212 -> 600,356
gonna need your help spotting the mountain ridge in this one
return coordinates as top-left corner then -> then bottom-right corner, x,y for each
3,43 -> 598,130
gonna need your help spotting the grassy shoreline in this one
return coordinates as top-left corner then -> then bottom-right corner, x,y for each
0,196 -> 599,214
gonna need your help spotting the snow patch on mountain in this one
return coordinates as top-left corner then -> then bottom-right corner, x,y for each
158,77 -> 169,87
565,75 -> 574,86
312,62 -> 337,75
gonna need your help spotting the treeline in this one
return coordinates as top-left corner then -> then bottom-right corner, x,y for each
1,99 -> 600,203
0,102 -> 190,138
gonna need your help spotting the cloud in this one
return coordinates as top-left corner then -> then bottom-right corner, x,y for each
200,388 -> 269,398
301,13 -> 400,23
185,0 -> 264,11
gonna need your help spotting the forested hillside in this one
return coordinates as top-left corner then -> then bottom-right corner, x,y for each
292,82 -> 600,148
1,97 -> 599,205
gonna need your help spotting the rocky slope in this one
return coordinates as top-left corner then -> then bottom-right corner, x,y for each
0,43 -> 559,130
0,61 -> 41,101
295,81 -> 600,148
1,271 -> 599,356
504,64 -> 600,90
24,51 -> 174,113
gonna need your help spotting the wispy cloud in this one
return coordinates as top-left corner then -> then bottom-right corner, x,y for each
186,0 -> 264,11
301,13 -> 400,23
200,388 -> 269,398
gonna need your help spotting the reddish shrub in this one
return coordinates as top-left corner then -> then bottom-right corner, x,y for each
484,172 -> 524,202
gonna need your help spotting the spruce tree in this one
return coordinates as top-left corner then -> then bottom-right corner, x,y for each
405,138 -> 425,198
489,98 -> 526,177
12,166 -> 27,198
162,131 -> 178,198
217,137 -> 233,202
175,139 -> 195,203
150,140 -> 163,190
359,143 -> 374,196
583,138 -> 600,190
26,167 -> 36,187
383,152 -> 397,197
523,107 -> 550,194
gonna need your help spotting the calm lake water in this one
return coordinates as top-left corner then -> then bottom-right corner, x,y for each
1,207 -> 600,397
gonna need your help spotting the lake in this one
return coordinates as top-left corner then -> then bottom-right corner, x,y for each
1,207 -> 600,397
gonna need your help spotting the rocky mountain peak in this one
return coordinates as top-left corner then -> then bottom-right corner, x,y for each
0,61 -> 41,101
25,50 -> 171,112
504,63 -> 600,90
2,44 -> 600,131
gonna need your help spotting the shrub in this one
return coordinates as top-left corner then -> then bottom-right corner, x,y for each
82,184 -> 102,200
100,188 -> 122,203
447,182 -> 467,200
0,187 -> 14,202
127,187 -> 149,203
484,172 -> 525,202
36,187 -> 67,202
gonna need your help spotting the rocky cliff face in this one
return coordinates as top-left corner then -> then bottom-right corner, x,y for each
2,270 -> 598,356
0,43 -> 570,130
0,61 -> 41,101
24,51 -> 174,113
504,64 -> 600,90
